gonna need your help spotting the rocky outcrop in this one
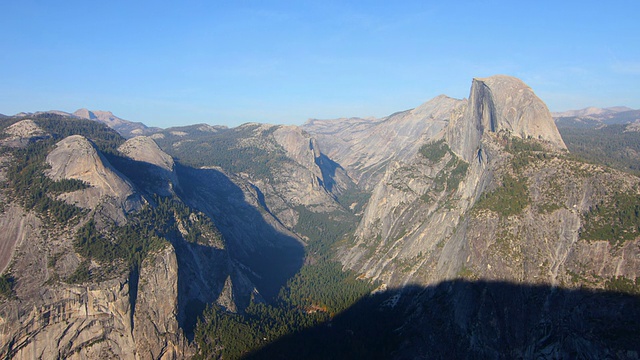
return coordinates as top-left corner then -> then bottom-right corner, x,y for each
46,135 -> 141,223
448,75 -> 566,163
118,136 -> 179,196
304,95 -> 465,189
119,137 -> 174,173
1,244 -> 195,359
134,245 -> 194,359
340,139 -> 494,286
0,205 -> 41,275
1,278 -> 136,359
0,119 -> 50,147
269,125 -> 352,212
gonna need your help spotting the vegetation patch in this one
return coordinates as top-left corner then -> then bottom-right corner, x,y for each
194,260 -> 376,359
0,274 -> 15,299
475,174 -> 530,217
446,159 -> 468,192
560,125 -> 640,176
4,140 -> 88,224
537,202 -> 564,214
537,175 -> 565,214
456,266 -> 475,279
31,114 -> 125,155
429,155 -> 469,197
336,187 -> 370,214
419,139 -> 449,163
581,192 -> 640,246
65,260 -> 91,284
604,276 -> 640,295
154,125 -> 295,180
195,202 -> 373,359
72,196 -> 221,269
294,206 -> 358,255
503,135 -> 545,154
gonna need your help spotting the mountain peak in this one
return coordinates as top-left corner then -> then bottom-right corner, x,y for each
448,75 -> 566,162
73,108 -> 157,138
73,108 -> 117,121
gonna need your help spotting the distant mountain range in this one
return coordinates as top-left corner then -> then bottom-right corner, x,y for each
553,106 -> 640,129
8,109 -> 161,138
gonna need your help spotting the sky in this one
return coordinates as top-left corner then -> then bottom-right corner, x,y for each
1,1 -> 639,128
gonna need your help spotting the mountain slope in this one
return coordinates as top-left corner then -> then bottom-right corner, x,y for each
0,114 -> 286,358
341,75 -> 639,295
304,95 -> 464,189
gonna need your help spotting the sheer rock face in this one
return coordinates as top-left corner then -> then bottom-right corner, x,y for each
448,75 -> 566,163
2,277 -> 136,359
304,95 -> 465,189
45,135 -> 141,223
134,245 -> 194,360
1,244 -> 193,360
269,125 -> 347,212
0,205 -> 40,275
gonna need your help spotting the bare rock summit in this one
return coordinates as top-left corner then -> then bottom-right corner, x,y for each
448,75 -> 566,162
45,135 -> 140,221
74,108 -> 158,138
118,136 -> 174,172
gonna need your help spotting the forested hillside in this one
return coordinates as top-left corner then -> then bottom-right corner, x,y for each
559,125 -> 640,175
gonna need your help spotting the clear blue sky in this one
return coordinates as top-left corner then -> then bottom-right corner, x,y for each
1,1 -> 638,128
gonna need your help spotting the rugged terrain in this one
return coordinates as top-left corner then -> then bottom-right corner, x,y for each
0,116 -> 303,358
1,76 -> 639,359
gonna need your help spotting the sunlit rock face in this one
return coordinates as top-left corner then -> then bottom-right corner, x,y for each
45,134 -> 141,223
448,75 -> 566,163
304,94 -> 465,189
340,75 -> 638,292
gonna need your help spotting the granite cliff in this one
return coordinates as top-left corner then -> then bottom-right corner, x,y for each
0,115 -> 284,359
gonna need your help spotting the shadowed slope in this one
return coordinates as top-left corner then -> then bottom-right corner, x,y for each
247,280 -> 640,359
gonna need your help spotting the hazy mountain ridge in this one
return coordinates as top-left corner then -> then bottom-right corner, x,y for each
5,109 -> 162,138
554,106 -> 640,129
151,122 -> 359,234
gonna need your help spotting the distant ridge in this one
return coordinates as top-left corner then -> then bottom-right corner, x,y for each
73,108 -> 161,138
553,106 -> 640,129
552,106 -> 632,118
5,109 -> 161,138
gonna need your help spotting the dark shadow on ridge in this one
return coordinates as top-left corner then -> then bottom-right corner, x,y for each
314,152 -> 342,193
174,164 -> 304,302
245,280 -> 640,360
109,156 -> 304,337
